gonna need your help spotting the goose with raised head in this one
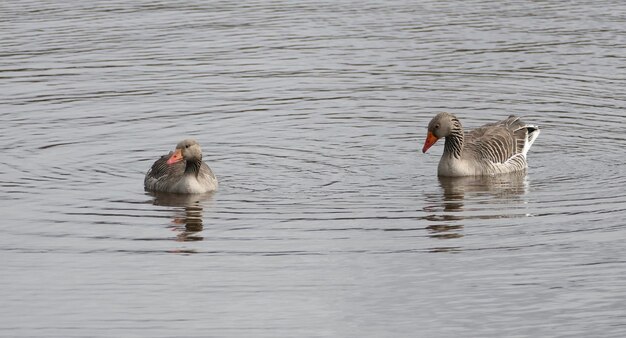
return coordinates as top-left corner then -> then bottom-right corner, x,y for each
144,139 -> 218,194
422,112 -> 540,177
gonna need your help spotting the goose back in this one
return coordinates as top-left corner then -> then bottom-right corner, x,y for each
462,115 -> 539,174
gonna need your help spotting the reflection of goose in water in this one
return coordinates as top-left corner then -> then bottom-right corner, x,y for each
148,191 -> 214,242
424,173 -> 529,245
438,173 -> 528,202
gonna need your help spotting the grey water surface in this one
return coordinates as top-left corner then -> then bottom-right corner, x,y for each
1,1 -> 625,337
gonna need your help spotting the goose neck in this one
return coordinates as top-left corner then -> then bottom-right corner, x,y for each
185,158 -> 202,176
443,124 -> 464,159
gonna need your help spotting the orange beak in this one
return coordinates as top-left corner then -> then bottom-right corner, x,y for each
422,131 -> 439,153
167,149 -> 183,164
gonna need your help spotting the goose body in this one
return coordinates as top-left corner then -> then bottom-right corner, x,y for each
144,139 -> 218,194
422,113 -> 540,177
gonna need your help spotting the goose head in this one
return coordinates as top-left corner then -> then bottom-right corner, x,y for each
422,112 -> 458,153
167,139 -> 202,164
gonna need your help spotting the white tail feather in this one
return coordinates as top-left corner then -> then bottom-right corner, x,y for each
522,126 -> 540,156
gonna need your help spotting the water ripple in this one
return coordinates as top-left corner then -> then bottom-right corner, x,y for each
1,1 -> 626,337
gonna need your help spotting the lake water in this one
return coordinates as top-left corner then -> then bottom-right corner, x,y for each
1,1 -> 625,337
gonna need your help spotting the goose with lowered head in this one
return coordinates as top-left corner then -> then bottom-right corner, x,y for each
144,139 -> 218,194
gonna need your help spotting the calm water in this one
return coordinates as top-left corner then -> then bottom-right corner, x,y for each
1,1 -> 626,337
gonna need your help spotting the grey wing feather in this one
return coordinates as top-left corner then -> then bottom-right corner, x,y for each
144,152 -> 185,188
198,162 -> 217,182
465,115 -> 537,164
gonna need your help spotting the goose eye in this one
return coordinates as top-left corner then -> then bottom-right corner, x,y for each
185,145 -> 189,148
